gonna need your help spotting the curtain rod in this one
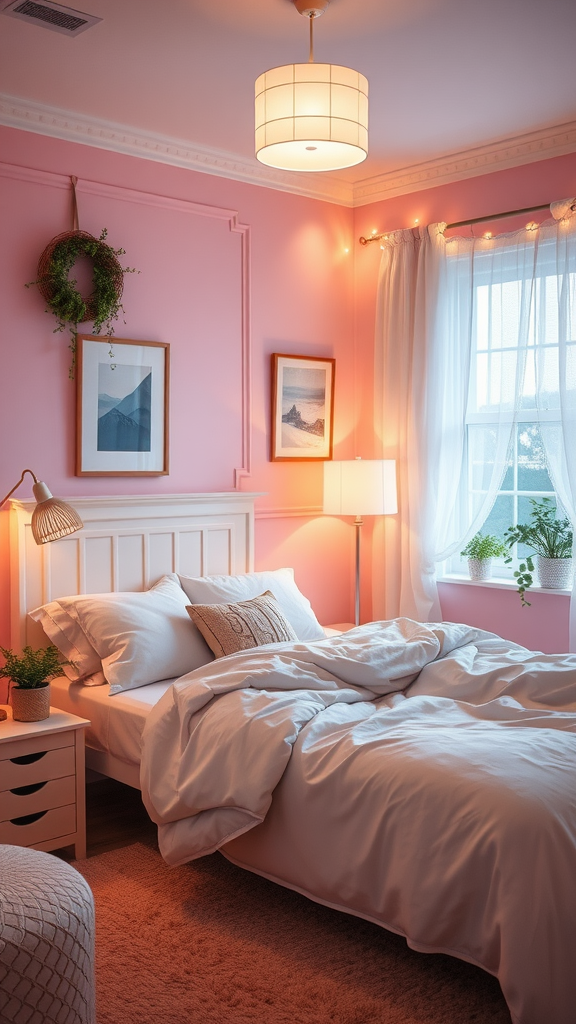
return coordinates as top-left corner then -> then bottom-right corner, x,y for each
357,200 -> 571,246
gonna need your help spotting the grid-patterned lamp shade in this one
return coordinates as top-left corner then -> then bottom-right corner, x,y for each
255,63 -> 368,172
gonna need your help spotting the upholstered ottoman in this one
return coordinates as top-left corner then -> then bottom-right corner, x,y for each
0,845 -> 95,1024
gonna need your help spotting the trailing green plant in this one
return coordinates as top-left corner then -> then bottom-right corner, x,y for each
461,532 -> 508,560
504,498 -> 573,606
26,228 -> 138,377
0,644 -> 70,689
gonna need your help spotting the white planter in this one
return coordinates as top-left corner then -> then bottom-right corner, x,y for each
536,556 -> 573,590
468,557 -> 492,581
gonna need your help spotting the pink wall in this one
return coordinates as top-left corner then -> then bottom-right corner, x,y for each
1,125 -> 574,677
0,125 -> 358,677
353,152 -> 576,652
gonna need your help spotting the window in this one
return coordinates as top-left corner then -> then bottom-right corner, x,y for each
444,242 -> 576,580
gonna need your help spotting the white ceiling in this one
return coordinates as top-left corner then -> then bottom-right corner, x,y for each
1,0 -> 575,205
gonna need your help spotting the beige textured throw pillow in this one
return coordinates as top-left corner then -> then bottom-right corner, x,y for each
187,590 -> 298,658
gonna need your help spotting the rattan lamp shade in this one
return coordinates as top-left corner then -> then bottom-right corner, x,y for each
0,471 -> 83,545
30,482 -> 84,544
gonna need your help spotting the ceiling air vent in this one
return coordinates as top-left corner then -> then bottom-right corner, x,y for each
0,0 -> 101,36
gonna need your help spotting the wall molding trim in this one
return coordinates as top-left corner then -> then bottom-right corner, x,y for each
0,159 -> 252,487
255,506 -> 322,519
0,93 -> 354,207
2,93 -> 575,208
353,121 -> 576,205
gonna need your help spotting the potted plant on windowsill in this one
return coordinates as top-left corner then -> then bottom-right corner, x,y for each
0,645 -> 69,722
504,498 -> 574,606
461,532 -> 508,581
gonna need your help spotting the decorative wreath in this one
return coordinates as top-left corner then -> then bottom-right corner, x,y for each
34,228 -> 126,335
27,227 -> 137,377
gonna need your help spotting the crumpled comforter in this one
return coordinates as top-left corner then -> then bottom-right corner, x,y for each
140,618 -> 576,1024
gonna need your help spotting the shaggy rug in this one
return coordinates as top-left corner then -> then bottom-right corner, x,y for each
75,840 -> 511,1024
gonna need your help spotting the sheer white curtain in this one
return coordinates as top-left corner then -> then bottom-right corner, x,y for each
373,201 -> 576,647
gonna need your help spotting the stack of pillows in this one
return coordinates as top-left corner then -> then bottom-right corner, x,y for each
29,569 -> 325,696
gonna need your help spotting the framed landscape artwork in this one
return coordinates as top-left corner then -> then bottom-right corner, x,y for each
76,335 -> 169,476
271,353 -> 335,461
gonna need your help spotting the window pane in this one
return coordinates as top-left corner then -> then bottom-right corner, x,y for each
517,494 -> 558,559
517,423 -> 554,492
468,424 -> 513,491
481,494 -> 514,544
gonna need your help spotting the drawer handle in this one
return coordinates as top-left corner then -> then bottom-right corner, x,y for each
10,810 -> 48,826
11,781 -> 48,797
10,750 -> 47,766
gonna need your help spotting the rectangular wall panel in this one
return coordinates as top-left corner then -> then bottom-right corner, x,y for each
84,536 -> 114,595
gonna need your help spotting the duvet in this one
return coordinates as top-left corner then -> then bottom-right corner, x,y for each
140,618 -> 576,1024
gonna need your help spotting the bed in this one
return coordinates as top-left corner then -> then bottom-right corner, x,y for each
8,493 -> 576,1024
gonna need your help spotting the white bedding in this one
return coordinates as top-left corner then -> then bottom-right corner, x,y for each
140,618 -> 576,1024
50,675 -> 176,767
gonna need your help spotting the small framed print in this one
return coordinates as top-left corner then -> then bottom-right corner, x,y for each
271,353 -> 335,461
76,335 -> 169,476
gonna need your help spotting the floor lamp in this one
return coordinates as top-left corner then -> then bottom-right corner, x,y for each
324,458 -> 397,627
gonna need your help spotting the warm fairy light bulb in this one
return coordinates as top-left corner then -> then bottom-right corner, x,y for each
526,221 -> 538,231
371,228 -> 377,235
484,232 -> 492,239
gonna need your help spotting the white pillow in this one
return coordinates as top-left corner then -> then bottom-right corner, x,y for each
32,574 -> 214,695
29,601 -> 103,682
178,568 -> 324,642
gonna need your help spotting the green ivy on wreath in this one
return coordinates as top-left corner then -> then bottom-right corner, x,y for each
26,228 -> 138,377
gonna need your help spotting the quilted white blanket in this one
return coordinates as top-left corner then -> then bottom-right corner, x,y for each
140,619 -> 576,1024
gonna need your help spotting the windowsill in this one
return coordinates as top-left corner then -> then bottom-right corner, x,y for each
438,573 -> 571,596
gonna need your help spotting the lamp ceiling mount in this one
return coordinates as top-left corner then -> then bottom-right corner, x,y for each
292,0 -> 331,18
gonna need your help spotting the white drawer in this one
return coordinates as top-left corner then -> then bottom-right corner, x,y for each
0,802 -> 76,847
0,774 -> 76,822
0,743 -> 76,790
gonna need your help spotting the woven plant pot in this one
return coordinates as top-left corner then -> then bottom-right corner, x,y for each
10,683 -> 50,722
536,556 -> 573,590
467,557 -> 492,581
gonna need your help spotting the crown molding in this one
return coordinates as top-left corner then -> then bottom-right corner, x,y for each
1,94 -> 574,209
352,120 -> 576,206
0,93 -> 354,206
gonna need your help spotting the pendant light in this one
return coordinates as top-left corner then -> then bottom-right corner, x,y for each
255,0 -> 368,173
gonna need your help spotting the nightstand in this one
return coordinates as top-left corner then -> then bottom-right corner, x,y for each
0,706 -> 90,859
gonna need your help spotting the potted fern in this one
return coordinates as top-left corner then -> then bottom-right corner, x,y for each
461,532 -> 508,581
504,498 -> 574,606
0,645 -> 68,722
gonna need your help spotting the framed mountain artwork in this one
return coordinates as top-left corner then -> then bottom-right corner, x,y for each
76,335 -> 169,476
271,353 -> 335,461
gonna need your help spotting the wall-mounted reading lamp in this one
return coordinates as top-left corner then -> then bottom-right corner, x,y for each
0,469 -> 83,544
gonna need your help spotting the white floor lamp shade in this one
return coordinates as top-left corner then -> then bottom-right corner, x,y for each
324,459 -> 397,625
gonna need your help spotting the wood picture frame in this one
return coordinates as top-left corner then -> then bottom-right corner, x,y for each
271,353 -> 335,462
76,335 -> 169,476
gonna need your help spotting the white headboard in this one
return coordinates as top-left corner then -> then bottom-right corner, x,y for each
9,492 -> 262,650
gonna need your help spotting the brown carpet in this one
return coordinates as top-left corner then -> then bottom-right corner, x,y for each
74,839 -> 511,1024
